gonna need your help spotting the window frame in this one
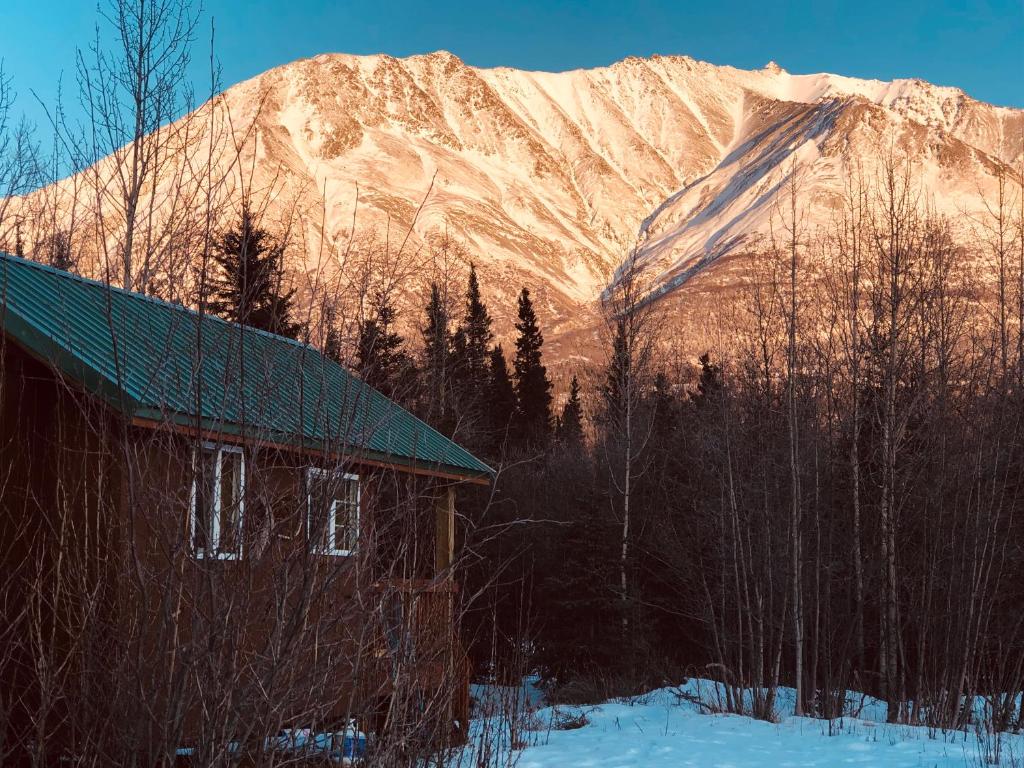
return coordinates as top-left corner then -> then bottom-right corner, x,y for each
189,442 -> 246,560
306,467 -> 360,557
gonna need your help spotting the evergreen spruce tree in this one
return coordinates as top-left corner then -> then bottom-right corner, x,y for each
420,282 -> 455,431
458,263 -> 493,387
321,298 -> 344,364
487,344 -> 517,456
450,263 -> 495,449
557,374 -> 584,447
47,230 -> 75,272
208,204 -> 299,338
650,370 -> 679,444
691,352 -> 723,404
601,317 -> 630,419
512,287 -> 553,445
357,290 -> 412,400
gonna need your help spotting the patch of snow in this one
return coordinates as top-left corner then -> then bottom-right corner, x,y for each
458,679 -> 1024,768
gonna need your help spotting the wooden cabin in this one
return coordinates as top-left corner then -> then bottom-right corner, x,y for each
0,252 -> 492,762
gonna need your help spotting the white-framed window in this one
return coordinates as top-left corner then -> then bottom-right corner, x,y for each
306,468 -> 359,556
190,443 -> 245,559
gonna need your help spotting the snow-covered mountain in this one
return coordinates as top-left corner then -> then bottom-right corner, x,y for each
13,51 -> 1024,357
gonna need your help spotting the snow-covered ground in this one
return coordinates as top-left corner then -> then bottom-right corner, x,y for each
460,679 -> 1024,768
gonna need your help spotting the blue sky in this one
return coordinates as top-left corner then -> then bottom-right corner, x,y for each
2,0 -> 1022,141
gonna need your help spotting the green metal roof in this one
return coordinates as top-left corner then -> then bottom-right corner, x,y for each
0,251 -> 492,480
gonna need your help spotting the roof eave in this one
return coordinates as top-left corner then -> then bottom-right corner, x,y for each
1,308 -> 142,418
130,407 -> 494,484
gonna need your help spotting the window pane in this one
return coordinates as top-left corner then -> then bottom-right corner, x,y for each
309,473 -> 331,551
335,478 -> 358,552
308,472 -> 358,554
194,448 -> 217,551
219,451 -> 242,554
333,500 -> 348,552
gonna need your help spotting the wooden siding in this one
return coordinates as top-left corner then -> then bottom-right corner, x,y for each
0,332 -> 469,757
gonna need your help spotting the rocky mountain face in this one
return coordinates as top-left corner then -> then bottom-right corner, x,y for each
13,51 -> 1024,362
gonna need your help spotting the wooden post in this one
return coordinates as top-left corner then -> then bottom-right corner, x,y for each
434,485 -> 455,573
433,485 -> 464,742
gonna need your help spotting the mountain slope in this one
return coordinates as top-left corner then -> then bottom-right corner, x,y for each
11,52 -> 1023,356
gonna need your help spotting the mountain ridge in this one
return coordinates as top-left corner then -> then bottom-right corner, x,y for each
10,50 -> 1023,359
